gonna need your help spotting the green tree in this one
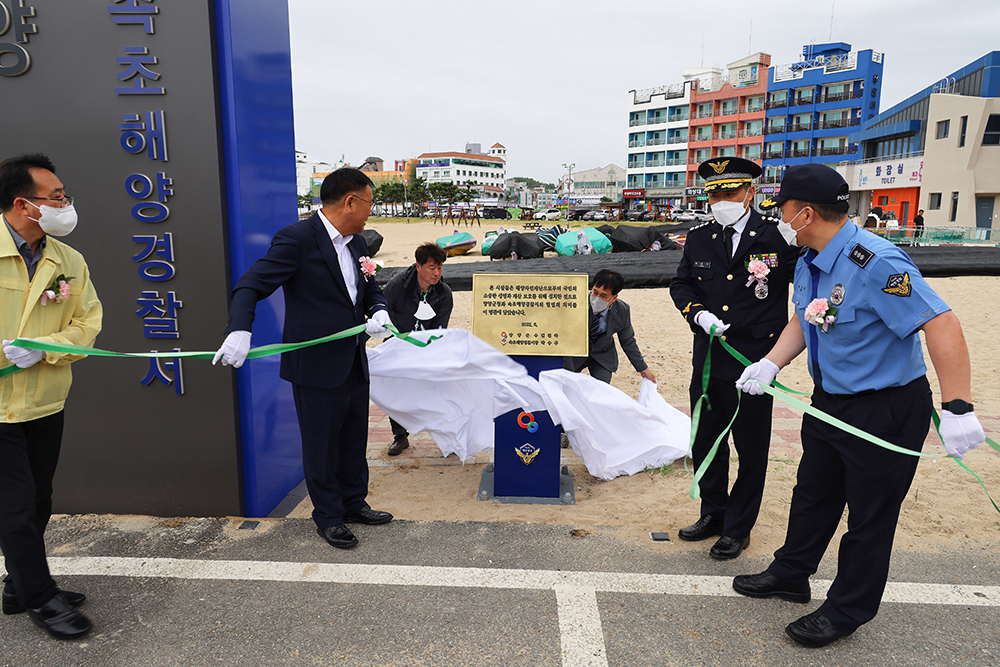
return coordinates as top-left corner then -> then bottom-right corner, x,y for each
510,176 -> 556,190
428,182 -> 462,206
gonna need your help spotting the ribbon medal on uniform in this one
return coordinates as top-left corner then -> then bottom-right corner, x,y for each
830,283 -> 846,306
882,273 -> 911,297
745,258 -> 770,300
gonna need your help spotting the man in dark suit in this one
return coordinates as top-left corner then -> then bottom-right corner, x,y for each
214,168 -> 393,550
669,157 -> 798,560
563,268 -> 655,385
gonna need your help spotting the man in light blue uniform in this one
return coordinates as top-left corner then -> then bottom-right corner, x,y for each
730,164 -> 985,648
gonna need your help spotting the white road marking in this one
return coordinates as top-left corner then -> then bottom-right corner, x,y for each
33,557 -> 1000,667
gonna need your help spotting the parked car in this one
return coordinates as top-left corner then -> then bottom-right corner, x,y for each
692,210 -> 714,223
675,209 -> 713,223
533,208 -> 562,221
482,207 -> 512,220
568,209 -> 589,221
670,207 -> 691,221
591,210 -> 609,221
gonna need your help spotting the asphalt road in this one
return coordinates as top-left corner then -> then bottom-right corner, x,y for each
1,516 -> 997,667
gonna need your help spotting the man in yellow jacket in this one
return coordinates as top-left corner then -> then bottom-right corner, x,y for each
0,154 -> 102,640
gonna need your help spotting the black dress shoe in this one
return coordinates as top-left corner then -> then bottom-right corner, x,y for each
785,609 -> 854,648
3,583 -> 85,615
387,435 -> 409,456
709,535 -> 750,560
733,571 -> 811,603
678,514 -> 724,541
27,593 -> 93,640
344,506 -> 393,525
317,524 -> 358,549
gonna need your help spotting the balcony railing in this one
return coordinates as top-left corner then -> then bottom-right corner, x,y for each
648,116 -> 667,125
628,160 -> 645,168
669,113 -> 690,122
759,175 -> 782,184
740,128 -> 764,137
815,144 -> 858,156
788,122 -> 812,133
649,137 -> 666,146
696,109 -> 714,119
629,118 -> 646,127
665,158 -> 687,166
763,151 -> 784,160
743,153 -> 762,162
715,131 -> 738,140
667,135 -> 688,144
820,89 -> 863,104
765,98 -> 788,109
764,125 -> 787,135
789,96 -> 815,106
718,107 -> 738,116
787,148 -> 810,158
628,140 -> 646,148
816,117 -> 861,130
646,159 -> 665,167
741,104 -> 765,114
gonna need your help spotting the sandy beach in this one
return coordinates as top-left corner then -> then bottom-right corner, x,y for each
308,217 -> 1000,557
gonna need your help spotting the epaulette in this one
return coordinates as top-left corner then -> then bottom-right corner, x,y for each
690,220 -> 712,232
760,214 -> 781,225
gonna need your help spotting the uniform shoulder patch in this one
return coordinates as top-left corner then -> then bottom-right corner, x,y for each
848,243 -> 874,268
882,272 -> 911,297
690,220 -> 712,232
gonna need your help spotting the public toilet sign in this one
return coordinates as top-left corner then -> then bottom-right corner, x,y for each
471,273 -> 589,357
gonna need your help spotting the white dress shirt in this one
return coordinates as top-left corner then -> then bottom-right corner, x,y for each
724,207 -> 752,259
318,209 -> 358,304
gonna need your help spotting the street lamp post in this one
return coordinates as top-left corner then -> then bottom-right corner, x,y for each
562,162 -> 575,213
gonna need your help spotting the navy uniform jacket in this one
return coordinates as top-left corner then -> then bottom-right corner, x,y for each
670,209 -> 798,380
226,213 -> 388,389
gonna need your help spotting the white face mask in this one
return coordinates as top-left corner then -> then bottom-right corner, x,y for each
777,207 -> 807,246
26,200 -> 78,237
710,189 -> 750,228
590,294 -> 611,314
414,299 -> 436,321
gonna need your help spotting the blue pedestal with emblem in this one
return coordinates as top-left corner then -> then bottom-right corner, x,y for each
493,356 -> 562,498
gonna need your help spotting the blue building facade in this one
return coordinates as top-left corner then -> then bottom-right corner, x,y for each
761,43 -> 884,187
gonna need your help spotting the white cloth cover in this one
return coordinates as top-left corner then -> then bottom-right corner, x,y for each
367,330 -> 691,480
537,371 -> 690,480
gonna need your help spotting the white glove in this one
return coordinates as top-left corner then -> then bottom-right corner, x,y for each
736,359 -> 780,396
366,309 -> 392,339
695,310 -> 730,336
212,330 -> 251,368
939,410 -> 985,461
2,339 -> 45,369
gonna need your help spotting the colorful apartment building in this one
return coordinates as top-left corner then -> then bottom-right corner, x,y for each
684,53 -> 770,209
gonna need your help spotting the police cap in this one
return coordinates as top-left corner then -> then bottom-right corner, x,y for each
698,157 -> 762,192
759,163 -> 850,212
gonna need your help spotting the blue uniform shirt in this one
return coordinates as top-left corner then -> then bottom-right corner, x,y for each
793,223 -> 949,395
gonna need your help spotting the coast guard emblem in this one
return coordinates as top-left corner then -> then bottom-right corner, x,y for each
516,443 -> 540,465
883,273 -> 911,297
754,282 -> 768,299
830,284 -> 845,305
710,160 -> 730,174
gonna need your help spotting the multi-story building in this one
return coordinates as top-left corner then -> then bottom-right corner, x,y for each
626,79 -> 693,210
414,141 -> 507,195
761,43 -> 884,195
684,53 -> 771,209
837,51 -> 1000,229
561,163 -> 626,202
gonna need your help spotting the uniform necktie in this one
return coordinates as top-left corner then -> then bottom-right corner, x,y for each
723,226 -> 735,259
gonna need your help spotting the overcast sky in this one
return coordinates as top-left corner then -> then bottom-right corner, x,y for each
288,0 -> 999,184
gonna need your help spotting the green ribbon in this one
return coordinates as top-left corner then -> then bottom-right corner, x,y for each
0,323 -> 439,377
687,328 -> 1000,515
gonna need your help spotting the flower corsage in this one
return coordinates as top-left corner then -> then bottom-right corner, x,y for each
40,274 -> 74,306
804,297 -> 837,333
359,256 -> 383,281
745,259 -> 769,288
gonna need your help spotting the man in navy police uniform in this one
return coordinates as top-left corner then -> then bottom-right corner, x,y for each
670,157 -> 799,560
733,164 -> 986,648
214,168 -> 395,550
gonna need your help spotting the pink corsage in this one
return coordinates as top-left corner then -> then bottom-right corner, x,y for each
40,274 -> 74,306
745,258 -> 770,288
804,297 -> 838,333
359,256 -> 383,281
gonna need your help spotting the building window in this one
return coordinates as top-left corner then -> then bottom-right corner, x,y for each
983,114 -> 1000,145
936,119 -> 950,139
928,193 -> 942,210
949,192 -> 959,222
959,116 -> 968,147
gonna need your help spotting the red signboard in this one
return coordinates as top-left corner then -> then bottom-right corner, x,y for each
622,189 -> 645,198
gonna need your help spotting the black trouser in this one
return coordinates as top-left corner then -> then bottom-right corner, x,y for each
564,356 -> 613,384
388,418 -> 408,439
768,376 -> 931,632
688,375 -> 772,540
0,411 -> 64,610
291,353 -> 370,529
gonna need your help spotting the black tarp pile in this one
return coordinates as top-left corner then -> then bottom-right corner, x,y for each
608,224 -> 678,253
487,231 -> 545,260
361,229 -> 384,256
